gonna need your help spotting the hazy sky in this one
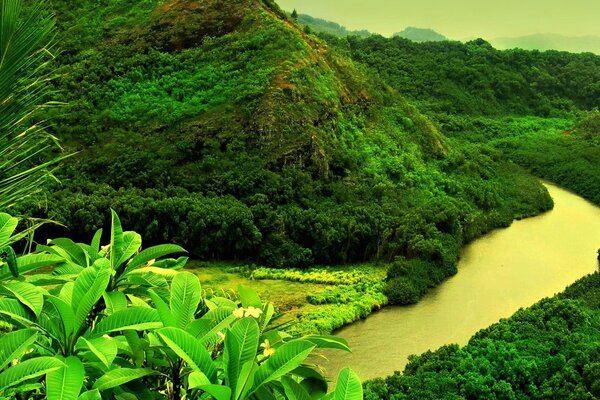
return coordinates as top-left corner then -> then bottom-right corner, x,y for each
276,0 -> 600,39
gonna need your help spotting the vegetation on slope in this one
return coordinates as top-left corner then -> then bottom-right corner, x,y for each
364,271 -> 600,399
13,0 -> 551,311
324,34 -> 600,116
435,113 -> 600,206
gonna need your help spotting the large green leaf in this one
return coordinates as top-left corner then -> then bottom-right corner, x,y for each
198,385 -> 232,400
93,307 -> 162,334
194,308 -> 237,345
0,253 -> 64,280
0,214 -> 18,246
224,318 -> 259,394
114,231 -> 141,269
251,340 -> 315,393
0,245 -> 17,278
0,329 -> 37,369
156,327 -> 217,382
88,229 -> 103,263
187,371 -> 211,388
0,356 -> 64,393
109,210 -> 124,271
26,274 -> 73,286
333,368 -> 362,400
304,336 -> 351,352
170,271 -> 201,329
235,361 -> 258,400
103,291 -> 128,316
2,281 -> 44,316
71,258 -> 111,334
0,298 -> 35,326
92,368 -> 153,391
46,295 -> 75,341
76,337 -> 117,370
149,289 -> 176,327
46,356 -> 85,400
78,390 -> 101,400
238,286 -> 262,309
124,244 -> 186,275
281,376 -> 312,400
48,238 -> 88,268
123,271 -> 169,289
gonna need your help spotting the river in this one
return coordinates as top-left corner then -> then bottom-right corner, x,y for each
323,183 -> 600,381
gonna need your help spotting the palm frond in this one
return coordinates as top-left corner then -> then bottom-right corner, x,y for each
0,0 -> 66,211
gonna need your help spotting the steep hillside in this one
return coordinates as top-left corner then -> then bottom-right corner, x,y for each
24,0 -> 551,296
325,34 -> 600,116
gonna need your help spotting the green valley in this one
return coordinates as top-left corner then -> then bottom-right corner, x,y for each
2,0 -> 600,398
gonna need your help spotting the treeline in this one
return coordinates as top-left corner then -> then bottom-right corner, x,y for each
364,272 -> 600,399
323,34 -> 600,116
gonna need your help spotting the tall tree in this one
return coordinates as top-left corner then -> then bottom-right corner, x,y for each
291,8 -> 298,21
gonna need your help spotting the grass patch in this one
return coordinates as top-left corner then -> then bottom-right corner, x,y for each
186,261 -> 388,335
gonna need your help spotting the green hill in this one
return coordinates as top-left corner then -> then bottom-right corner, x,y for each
326,35 -> 600,116
23,0 -> 551,297
393,27 -> 448,42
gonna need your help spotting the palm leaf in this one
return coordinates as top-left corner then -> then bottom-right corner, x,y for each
0,0 -> 68,210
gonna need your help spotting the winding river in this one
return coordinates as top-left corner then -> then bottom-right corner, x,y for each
323,183 -> 600,381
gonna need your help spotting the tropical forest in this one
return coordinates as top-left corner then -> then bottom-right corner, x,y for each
0,0 -> 599,398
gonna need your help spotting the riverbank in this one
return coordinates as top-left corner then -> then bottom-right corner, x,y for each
323,182 -> 600,380
187,262 -> 389,335
364,271 -> 600,399
185,179 -> 555,337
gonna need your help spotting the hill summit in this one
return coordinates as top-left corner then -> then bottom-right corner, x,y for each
393,27 -> 448,42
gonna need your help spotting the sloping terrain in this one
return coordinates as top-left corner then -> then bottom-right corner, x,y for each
23,0 -> 550,296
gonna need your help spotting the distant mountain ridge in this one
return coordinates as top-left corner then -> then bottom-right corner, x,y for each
295,13 -> 372,37
490,33 -> 600,54
291,11 -> 600,54
394,27 -> 448,42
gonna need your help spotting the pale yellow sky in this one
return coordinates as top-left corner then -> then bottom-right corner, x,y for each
276,0 -> 600,39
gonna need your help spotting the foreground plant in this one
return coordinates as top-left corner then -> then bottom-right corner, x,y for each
0,0 -> 68,211
0,211 -> 363,399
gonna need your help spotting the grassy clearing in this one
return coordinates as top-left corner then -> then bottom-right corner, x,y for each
186,261 -> 388,335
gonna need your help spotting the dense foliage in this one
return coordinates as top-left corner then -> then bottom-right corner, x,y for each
435,114 -> 600,206
0,211 -> 362,399
16,0 -> 553,303
323,34 -> 600,116
364,272 -> 600,399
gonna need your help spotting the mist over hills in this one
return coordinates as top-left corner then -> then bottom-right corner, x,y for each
289,10 -> 600,54
490,33 -> 600,55
393,27 -> 447,42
